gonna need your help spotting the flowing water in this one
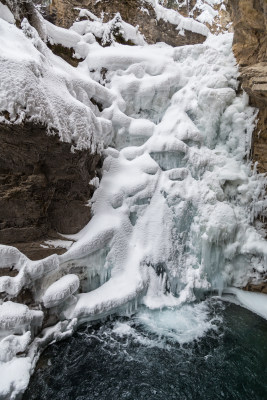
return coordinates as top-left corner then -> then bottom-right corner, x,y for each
24,299 -> 267,400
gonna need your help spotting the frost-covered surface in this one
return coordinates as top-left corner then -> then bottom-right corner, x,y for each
159,0 -> 229,31
0,10 -> 113,151
223,288 -> 267,320
72,10 -> 146,46
192,0 -> 224,25
1,1 -> 267,399
147,0 -> 210,36
41,239 -> 74,250
42,274 -> 80,308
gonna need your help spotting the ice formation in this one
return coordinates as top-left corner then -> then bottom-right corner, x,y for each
0,1 -> 267,398
147,0 -> 210,36
0,13 -> 114,151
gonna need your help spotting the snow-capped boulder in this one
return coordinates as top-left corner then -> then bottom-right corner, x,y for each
0,302 -> 43,335
42,274 -> 80,308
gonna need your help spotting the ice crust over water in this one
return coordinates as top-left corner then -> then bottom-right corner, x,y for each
1,2 -> 267,398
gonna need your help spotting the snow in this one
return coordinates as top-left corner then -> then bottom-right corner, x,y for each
0,332 -> 31,363
0,357 -> 31,400
194,1 -> 219,25
0,16 -> 113,151
42,239 -> 74,250
223,288 -> 267,320
89,176 -> 100,188
71,12 -> 146,46
56,31 -> 267,322
42,274 -> 80,308
0,247 -> 60,297
0,302 -> 43,335
44,19 -> 81,48
147,0 -> 210,36
0,1 -> 267,398
0,2 -> 15,24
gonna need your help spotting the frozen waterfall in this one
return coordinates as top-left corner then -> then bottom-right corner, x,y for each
1,10 -> 267,399
57,34 -> 267,321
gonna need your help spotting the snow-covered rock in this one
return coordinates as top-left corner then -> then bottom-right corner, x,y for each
42,274 -> 80,308
0,302 -> 43,335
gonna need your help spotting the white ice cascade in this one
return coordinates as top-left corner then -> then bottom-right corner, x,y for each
1,7 -> 267,398
58,34 -> 267,320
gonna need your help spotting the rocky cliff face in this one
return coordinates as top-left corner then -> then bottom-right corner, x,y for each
228,0 -> 267,292
0,121 -> 102,259
42,0 -> 207,46
228,0 -> 267,172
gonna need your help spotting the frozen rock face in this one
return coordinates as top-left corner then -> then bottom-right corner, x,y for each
39,0 -> 208,46
228,0 -> 267,173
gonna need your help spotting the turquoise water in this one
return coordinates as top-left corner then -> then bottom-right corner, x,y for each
23,299 -> 267,400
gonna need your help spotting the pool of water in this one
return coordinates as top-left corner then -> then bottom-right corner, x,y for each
23,299 -> 267,400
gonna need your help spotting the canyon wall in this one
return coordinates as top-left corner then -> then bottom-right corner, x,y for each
0,121 -> 102,259
43,0 -> 207,46
228,0 -> 267,172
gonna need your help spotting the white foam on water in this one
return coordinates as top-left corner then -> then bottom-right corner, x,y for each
135,301 -> 221,344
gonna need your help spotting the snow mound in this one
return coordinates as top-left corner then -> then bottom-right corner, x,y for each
0,15 -> 113,151
0,2 -> 15,24
0,302 -> 43,334
42,274 -> 80,308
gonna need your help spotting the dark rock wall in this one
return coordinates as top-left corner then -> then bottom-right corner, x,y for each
0,121 -> 101,245
228,0 -> 267,172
